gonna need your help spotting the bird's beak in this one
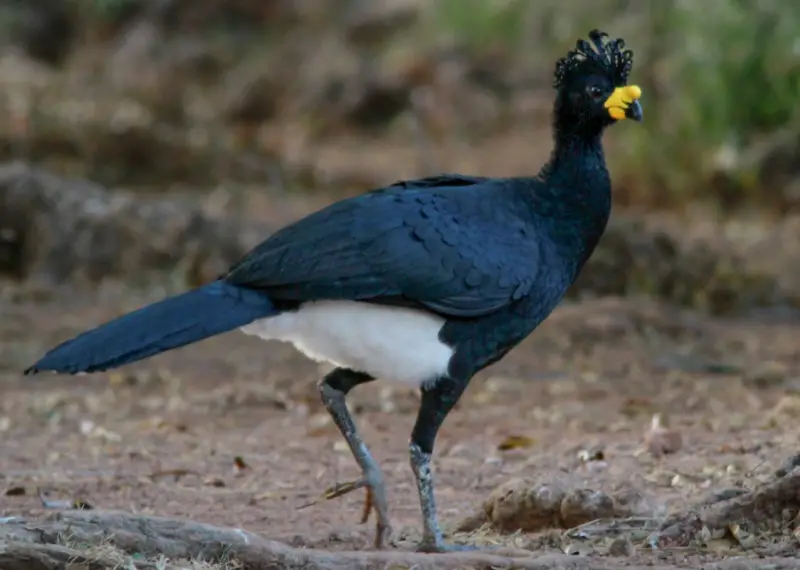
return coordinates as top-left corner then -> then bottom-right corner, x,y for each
625,99 -> 643,122
604,85 -> 643,122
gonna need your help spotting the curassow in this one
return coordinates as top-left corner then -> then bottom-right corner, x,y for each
25,29 -> 643,552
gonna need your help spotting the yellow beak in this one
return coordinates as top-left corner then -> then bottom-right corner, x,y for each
604,85 -> 643,121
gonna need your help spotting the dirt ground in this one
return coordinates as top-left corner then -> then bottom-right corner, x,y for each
2,283 -> 799,568
1,3 -> 799,568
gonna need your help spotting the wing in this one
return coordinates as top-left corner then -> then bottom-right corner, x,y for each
225,174 -> 542,318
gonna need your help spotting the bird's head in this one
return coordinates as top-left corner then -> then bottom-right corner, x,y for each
553,29 -> 642,135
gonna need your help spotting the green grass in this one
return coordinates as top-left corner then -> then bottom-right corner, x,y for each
614,0 -> 800,210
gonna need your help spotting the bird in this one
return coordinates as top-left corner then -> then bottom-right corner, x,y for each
24,29 -> 643,553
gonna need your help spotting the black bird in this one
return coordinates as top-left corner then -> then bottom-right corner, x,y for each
25,30 -> 643,553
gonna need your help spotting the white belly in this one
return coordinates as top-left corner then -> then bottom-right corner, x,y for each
239,300 -> 453,387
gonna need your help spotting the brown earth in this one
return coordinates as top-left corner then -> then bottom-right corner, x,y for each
2,281 -> 799,568
1,4 -> 799,567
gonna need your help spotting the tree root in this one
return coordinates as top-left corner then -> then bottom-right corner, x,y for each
655,464 -> 800,549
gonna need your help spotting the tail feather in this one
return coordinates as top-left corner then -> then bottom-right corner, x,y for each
24,280 -> 276,375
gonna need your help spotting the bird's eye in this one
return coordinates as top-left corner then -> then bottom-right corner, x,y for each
588,86 -> 603,98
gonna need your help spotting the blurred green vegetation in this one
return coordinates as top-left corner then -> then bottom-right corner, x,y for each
428,0 -> 530,54
429,0 -> 800,212
2,0 -> 799,308
1,0 -> 799,214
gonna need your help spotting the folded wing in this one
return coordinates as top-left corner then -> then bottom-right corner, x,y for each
225,175 -> 542,318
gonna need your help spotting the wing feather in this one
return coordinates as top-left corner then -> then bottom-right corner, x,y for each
225,175 -> 541,318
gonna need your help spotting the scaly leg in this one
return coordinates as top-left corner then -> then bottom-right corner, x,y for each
410,375 -> 478,553
318,368 -> 392,549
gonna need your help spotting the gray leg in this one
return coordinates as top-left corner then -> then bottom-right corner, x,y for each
409,376 -> 477,553
319,367 -> 392,549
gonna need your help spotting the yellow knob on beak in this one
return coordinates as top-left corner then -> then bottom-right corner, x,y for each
604,85 -> 643,121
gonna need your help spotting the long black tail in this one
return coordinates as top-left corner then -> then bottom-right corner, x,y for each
24,280 -> 277,375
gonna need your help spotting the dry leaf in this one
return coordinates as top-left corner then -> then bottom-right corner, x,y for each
296,479 -> 367,511
577,448 -> 605,462
577,448 -> 608,473
770,395 -> 800,418
727,523 -> 755,549
497,435 -> 535,451
4,486 -> 25,496
233,455 -> 250,475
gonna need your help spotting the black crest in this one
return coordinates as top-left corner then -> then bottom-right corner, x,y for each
553,29 -> 633,89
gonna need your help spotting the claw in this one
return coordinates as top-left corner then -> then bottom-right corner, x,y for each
307,478 -> 392,549
323,479 -> 368,500
320,479 -> 375,525
359,486 -> 373,524
296,479 -> 366,509
324,480 -> 376,526
296,479 -> 380,531
416,541 -> 481,553
315,479 -> 377,527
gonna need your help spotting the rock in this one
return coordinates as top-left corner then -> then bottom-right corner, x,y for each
774,454 -> 800,479
608,536 -> 635,557
572,216 -> 791,315
571,216 -> 680,300
483,478 -> 566,532
643,414 -> 683,458
560,489 -> 616,528
470,475 -> 664,533
0,161 -> 267,285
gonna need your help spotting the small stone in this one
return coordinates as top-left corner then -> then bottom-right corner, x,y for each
644,413 -> 682,457
608,536 -> 635,557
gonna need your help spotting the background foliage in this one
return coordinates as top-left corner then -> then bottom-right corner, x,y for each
1,0 -> 799,310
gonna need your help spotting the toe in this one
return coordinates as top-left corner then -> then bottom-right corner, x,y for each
442,543 -> 481,552
373,522 -> 393,550
359,487 -> 373,524
416,541 -> 480,553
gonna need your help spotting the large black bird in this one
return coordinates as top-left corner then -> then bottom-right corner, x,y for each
25,30 -> 643,552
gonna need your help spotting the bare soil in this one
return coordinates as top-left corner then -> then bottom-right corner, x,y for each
2,284 -> 799,568
1,3 -> 799,568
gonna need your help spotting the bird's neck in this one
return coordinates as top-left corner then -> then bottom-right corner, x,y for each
536,127 -> 613,265
540,128 -> 610,190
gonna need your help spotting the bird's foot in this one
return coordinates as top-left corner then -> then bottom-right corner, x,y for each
319,475 -> 393,549
321,479 -> 378,524
415,537 -> 481,553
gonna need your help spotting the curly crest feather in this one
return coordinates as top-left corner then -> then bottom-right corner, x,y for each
554,29 -> 633,89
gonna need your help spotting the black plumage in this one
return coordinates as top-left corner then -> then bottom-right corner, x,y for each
25,29 -> 643,552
